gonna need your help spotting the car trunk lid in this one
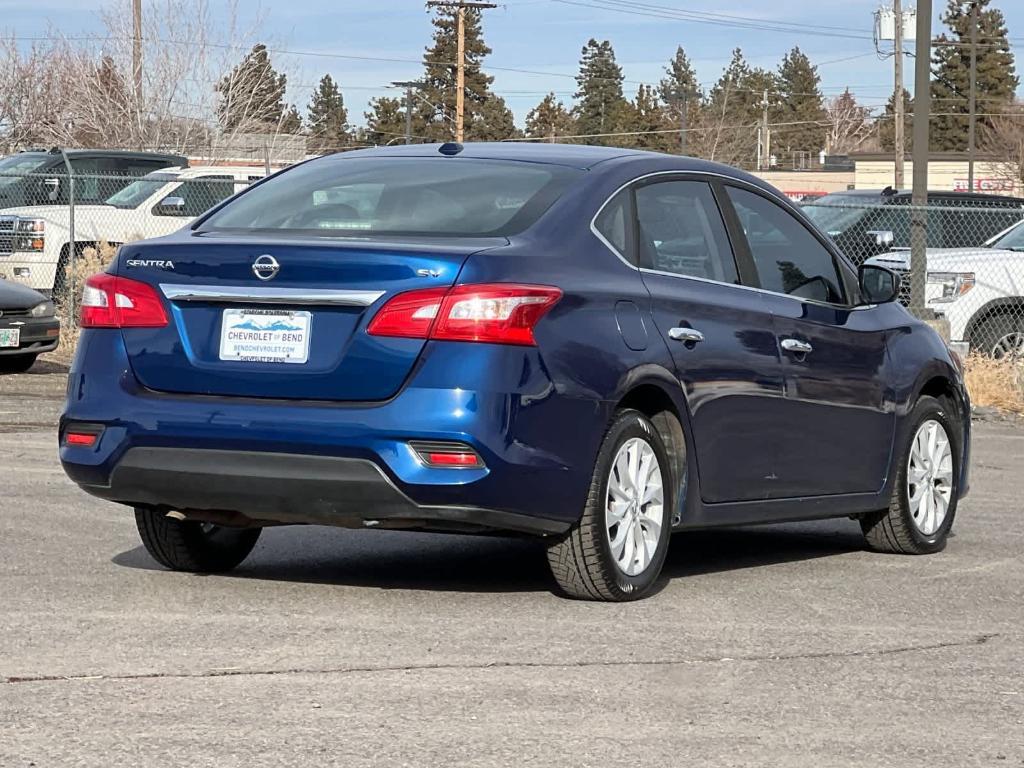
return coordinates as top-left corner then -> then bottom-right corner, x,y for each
117,233 -> 499,401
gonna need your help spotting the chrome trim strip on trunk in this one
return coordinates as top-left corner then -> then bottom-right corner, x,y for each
159,284 -> 386,307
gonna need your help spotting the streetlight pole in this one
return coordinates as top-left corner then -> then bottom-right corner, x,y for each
894,0 -> 905,189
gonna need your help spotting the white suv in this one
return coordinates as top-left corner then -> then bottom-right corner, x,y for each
0,166 -> 267,295
867,219 -> 1024,358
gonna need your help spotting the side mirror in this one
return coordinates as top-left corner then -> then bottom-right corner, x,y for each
866,229 -> 894,248
859,264 -> 901,305
43,177 -> 60,202
154,195 -> 186,216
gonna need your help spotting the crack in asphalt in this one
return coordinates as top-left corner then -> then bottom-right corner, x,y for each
4,633 -> 998,686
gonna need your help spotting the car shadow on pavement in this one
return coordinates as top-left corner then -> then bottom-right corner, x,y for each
112,518 -> 867,595
27,358 -> 70,375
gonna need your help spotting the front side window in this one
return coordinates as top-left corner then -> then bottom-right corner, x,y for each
727,186 -> 846,304
200,157 -> 581,238
634,180 -> 738,284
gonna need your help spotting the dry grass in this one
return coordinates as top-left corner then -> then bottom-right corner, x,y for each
964,354 -> 1024,414
47,241 -> 118,365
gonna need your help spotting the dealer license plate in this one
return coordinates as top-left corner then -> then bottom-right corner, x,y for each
0,328 -> 20,348
218,308 -> 311,364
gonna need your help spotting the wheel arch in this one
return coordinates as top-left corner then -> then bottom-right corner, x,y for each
964,297 -> 1024,346
611,372 -> 695,526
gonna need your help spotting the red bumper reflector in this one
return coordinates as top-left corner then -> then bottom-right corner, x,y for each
65,432 -> 98,447
426,452 -> 480,467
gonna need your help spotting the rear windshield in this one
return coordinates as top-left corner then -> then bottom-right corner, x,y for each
0,154 -> 50,188
198,157 -> 581,237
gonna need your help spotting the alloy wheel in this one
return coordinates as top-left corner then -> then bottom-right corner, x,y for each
605,437 -> 664,576
907,419 -> 954,536
991,331 -> 1024,361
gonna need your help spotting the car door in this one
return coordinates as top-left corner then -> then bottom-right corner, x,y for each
722,184 -> 896,498
622,176 -> 786,504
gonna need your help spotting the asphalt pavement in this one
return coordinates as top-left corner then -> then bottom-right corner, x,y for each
1,363 -> 1022,767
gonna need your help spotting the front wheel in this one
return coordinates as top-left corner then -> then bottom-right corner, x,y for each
135,507 -> 261,573
547,409 -> 674,601
860,396 -> 960,554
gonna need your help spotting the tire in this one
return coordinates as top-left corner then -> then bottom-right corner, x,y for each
0,355 -> 37,374
971,313 -> 1024,359
134,507 -> 261,573
860,395 -> 960,555
547,409 -> 674,601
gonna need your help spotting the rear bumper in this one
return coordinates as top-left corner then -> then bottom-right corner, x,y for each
66,446 -> 569,535
60,329 -> 607,534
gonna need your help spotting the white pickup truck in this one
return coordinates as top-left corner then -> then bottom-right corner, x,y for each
867,219 -> 1024,358
0,166 -> 266,295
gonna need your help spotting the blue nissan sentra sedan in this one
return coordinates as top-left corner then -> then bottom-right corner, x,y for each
59,142 -> 970,601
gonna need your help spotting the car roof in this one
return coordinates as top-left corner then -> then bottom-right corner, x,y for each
11,149 -> 187,162
324,142 -> 782,187
332,142 -> 654,170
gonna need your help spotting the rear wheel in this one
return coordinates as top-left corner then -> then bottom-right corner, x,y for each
860,396 -> 959,555
547,409 -> 673,601
0,355 -> 37,374
135,507 -> 261,573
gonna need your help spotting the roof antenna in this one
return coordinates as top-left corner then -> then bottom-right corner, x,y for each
438,142 -> 464,156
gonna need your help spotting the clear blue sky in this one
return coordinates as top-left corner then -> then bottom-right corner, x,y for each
6,0 -> 1024,125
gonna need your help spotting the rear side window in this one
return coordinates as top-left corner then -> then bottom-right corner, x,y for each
634,180 -> 738,284
594,190 -> 630,260
201,158 -> 581,237
727,186 -> 846,304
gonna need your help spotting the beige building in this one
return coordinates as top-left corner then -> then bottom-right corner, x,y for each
851,152 -> 1020,195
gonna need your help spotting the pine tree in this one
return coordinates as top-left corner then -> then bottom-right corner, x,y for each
658,46 -> 700,121
420,4 -> 494,141
524,93 -> 576,141
622,84 -> 671,151
931,0 -> 1018,151
281,105 -> 302,135
216,43 -> 292,132
879,88 -> 914,152
774,46 -> 827,160
307,74 -> 349,152
574,39 -> 628,146
702,49 -> 774,167
468,95 -> 518,140
363,96 -> 409,145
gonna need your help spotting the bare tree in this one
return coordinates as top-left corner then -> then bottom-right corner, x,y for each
824,89 -> 874,155
0,0 -> 302,162
982,101 -> 1024,188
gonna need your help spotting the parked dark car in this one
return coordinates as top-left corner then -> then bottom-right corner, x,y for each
0,278 -> 59,373
0,148 -> 188,209
803,187 -> 1024,266
60,143 -> 970,601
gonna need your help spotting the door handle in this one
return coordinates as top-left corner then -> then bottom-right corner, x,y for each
668,327 -> 704,343
781,338 -> 813,355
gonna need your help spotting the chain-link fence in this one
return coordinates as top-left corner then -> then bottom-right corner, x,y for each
0,164 -> 266,307
802,194 -> 1024,359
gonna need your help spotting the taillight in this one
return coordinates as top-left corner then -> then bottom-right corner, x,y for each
367,283 -> 561,346
80,273 -> 168,328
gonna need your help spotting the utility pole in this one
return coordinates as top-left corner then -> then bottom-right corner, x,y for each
968,1 -> 978,192
893,0 -> 905,189
391,80 -> 424,145
132,0 -> 143,107
910,0 -> 932,317
758,89 -> 771,170
426,0 -> 496,143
